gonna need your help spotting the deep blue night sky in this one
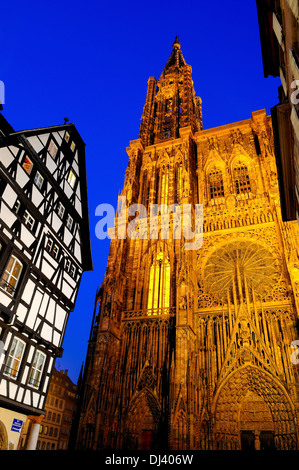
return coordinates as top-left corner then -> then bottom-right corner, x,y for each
0,0 -> 281,383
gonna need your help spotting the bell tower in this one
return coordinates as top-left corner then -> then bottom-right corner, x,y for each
75,39 -> 299,451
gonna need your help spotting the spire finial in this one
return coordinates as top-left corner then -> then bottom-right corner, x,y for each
173,36 -> 181,49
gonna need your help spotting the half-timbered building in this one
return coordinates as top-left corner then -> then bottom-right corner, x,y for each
0,112 -> 92,450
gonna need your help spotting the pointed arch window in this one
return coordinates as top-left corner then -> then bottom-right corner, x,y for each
141,170 -> 150,208
156,170 -> 169,213
147,252 -> 170,311
160,172 -> 169,206
234,165 -> 251,194
209,168 -> 224,199
176,165 -> 183,203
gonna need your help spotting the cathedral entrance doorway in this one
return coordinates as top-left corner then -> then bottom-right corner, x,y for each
239,391 -> 274,450
212,365 -> 297,450
124,389 -> 160,450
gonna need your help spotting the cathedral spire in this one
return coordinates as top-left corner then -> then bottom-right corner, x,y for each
139,38 -> 202,145
161,36 -> 187,76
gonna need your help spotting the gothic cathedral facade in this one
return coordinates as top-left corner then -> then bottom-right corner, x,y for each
76,38 -> 299,450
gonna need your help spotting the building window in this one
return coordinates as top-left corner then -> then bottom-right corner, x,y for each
70,264 -> 76,279
67,169 -> 77,189
3,337 -> 25,378
209,169 -> 224,199
46,238 -> 53,253
66,214 -> 73,231
234,165 -> 251,194
147,252 -> 170,311
28,350 -> 46,388
23,210 -> 35,232
34,171 -> 44,190
165,98 -> 172,113
57,201 -> 65,219
52,243 -> 59,259
176,165 -> 183,203
22,156 -> 34,175
46,238 -> 59,259
160,172 -> 169,209
0,255 -> 23,296
70,141 -> 76,151
65,259 -> 71,272
13,199 -> 21,214
48,140 -> 58,159
64,131 -> 70,142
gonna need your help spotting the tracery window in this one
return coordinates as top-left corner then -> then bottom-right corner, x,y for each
147,252 -> 170,311
234,165 -> 251,194
209,169 -> 224,199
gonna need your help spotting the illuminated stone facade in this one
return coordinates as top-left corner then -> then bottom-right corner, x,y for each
75,38 -> 299,450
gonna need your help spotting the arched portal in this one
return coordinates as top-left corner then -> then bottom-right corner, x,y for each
123,389 -> 160,450
212,365 -> 297,450
239,391 -> 274,450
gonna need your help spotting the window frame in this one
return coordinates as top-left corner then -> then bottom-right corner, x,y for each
22,156 -> 34,175
13,199 -> 21,214
70,264 -> 76,279
147,252 -> 170,311
34,170 -> 44,191
57,201 -> 65,219
233,165 -> 251,195
66,213 -> 73,231
67,169 -> 77,189
46,238 -> 60,260
0,254 -> 23,297
27,349 -> 46,389
65,258 -> 71,272
52,243 -> 59,259
3,336 -> 26,379
48,139 -> 58,160
209,168 -> 225,199
23,210 -> 36,232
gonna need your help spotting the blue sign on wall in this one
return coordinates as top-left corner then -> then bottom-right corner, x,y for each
11,419 -> 23,433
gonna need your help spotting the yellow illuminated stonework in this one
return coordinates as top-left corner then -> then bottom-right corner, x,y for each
147,253 -> 170,311
76,38 -> 299,451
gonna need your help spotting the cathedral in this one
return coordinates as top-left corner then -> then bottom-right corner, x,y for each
75,38 -> 299,450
